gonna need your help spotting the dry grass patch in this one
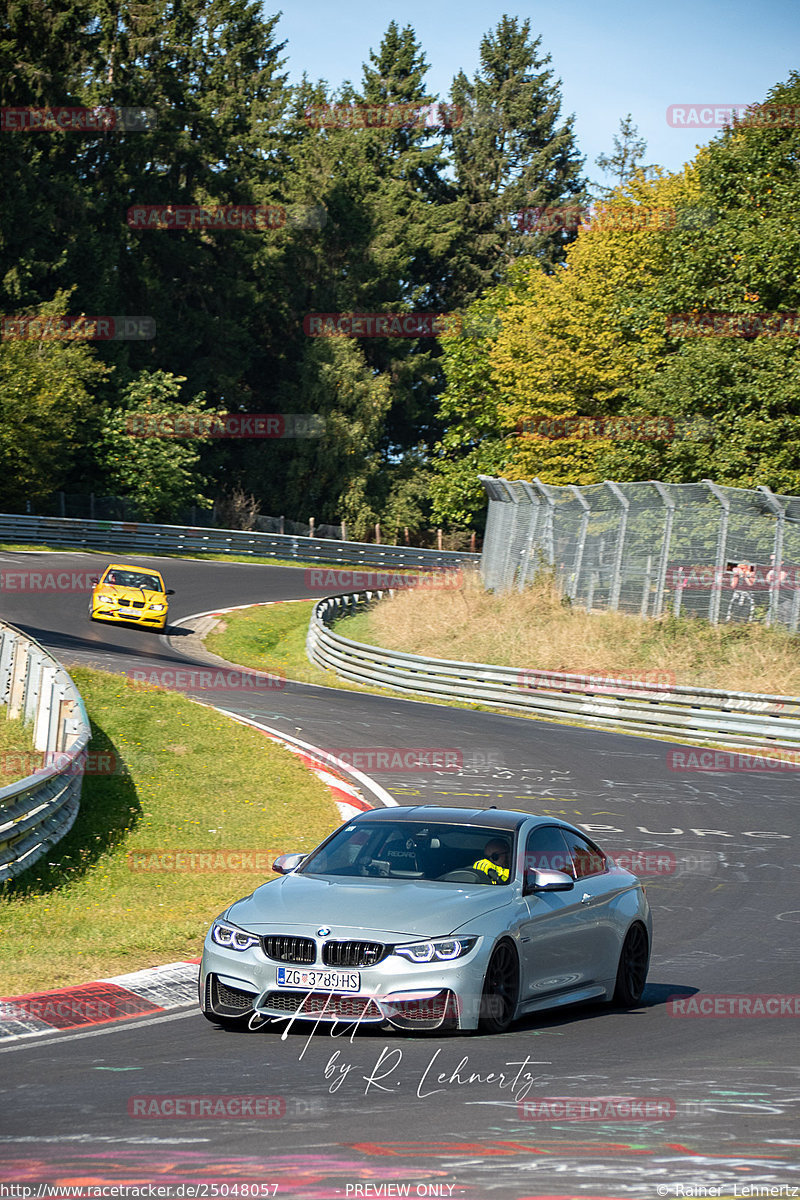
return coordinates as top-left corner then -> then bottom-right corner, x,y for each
339,572 -> 800,696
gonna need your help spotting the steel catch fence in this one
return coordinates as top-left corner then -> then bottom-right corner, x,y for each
479,476 -> 800,631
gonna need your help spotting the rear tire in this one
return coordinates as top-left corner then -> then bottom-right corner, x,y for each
612,923 -> 649,1006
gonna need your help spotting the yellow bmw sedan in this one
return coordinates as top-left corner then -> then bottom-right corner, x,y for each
89,563 -> 174,632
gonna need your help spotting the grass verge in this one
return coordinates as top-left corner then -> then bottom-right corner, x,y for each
338,572 -> 800,696
0,712 -> 41,782
0,667 -> 341,995
0,543 -> 448,574
204,600 -> 388,695
205,574 -> 800,704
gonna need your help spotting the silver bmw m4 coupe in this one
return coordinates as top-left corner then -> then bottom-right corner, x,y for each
199,805 -> 652,1035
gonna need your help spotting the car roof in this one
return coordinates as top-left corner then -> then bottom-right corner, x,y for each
102,563 -> 164,576
351,806 -> 540,832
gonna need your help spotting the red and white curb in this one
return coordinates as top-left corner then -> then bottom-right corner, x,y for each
0,714 -> 394,1043
0,959 -> 202,1041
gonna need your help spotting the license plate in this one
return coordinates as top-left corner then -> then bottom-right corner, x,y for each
277,967 -> 360,992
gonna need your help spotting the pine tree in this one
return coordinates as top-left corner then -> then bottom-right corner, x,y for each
446,15 -> 587,306
595,114 -> 655,196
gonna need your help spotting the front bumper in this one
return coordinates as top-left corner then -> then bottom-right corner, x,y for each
200,934 -> 489,1032
90,604 -> 167,629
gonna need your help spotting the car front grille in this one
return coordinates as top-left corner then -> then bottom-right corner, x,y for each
261,935 -> 316,964
322,940 -> 387,967
261,991 -> 383,1021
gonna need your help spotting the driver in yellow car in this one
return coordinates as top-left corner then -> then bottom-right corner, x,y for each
472,838 -> 511,884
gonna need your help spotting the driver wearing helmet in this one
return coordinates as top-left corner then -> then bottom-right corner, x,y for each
472,838 -> 511,884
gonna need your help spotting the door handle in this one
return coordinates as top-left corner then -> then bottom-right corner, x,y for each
581,893 -> 592,904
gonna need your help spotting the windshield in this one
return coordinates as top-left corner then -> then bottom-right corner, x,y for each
102,570 -> 163,591
297,821 -> 516,884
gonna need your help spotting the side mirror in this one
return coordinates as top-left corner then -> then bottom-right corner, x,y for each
166,589 -> 175,595
273,852 -> 306,875
523,868 -> 574,896
90,576 -> 99,585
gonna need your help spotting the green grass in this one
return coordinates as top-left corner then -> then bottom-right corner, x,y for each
0,542 -> 419,573
0,712 -> 41,782
204,600 -> 387,694
0,667 -> 342,995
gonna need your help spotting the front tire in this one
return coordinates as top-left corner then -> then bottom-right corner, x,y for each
478,941 -> 520,1033
612,923 -> 649,1006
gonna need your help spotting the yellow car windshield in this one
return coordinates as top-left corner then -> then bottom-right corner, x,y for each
104,571 -> 163,591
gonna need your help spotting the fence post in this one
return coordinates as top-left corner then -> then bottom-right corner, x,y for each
479,476 -> 514,590
757,484 -> 785,627
567,484 -> 591,603
515,482 -> 541,590
652,481 -> 676,618
703,480 -> 730,626
532,478 -> 556,574
605,481 -> 629,611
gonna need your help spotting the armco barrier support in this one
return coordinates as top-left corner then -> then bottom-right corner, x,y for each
0,623 -> 90,881
307,592 -> 800,752
0,513 -> 476,572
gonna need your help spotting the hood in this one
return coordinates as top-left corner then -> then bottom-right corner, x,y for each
226,873 -> 511,939
98,584 -> 163,599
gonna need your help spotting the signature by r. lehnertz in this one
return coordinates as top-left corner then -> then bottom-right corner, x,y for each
252,989 -> 548,1101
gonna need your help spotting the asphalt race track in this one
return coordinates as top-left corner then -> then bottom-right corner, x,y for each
1,550 -> 799,1198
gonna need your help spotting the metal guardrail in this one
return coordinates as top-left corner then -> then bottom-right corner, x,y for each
0,513 -> 477,571
0,622 -> 91,882
307,591 -> 800,752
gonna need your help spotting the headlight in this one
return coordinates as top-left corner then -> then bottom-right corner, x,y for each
211,922 -> 259,952
395,937 -> 477,963
97,594 -> 114,604
149,603 -> 166,611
